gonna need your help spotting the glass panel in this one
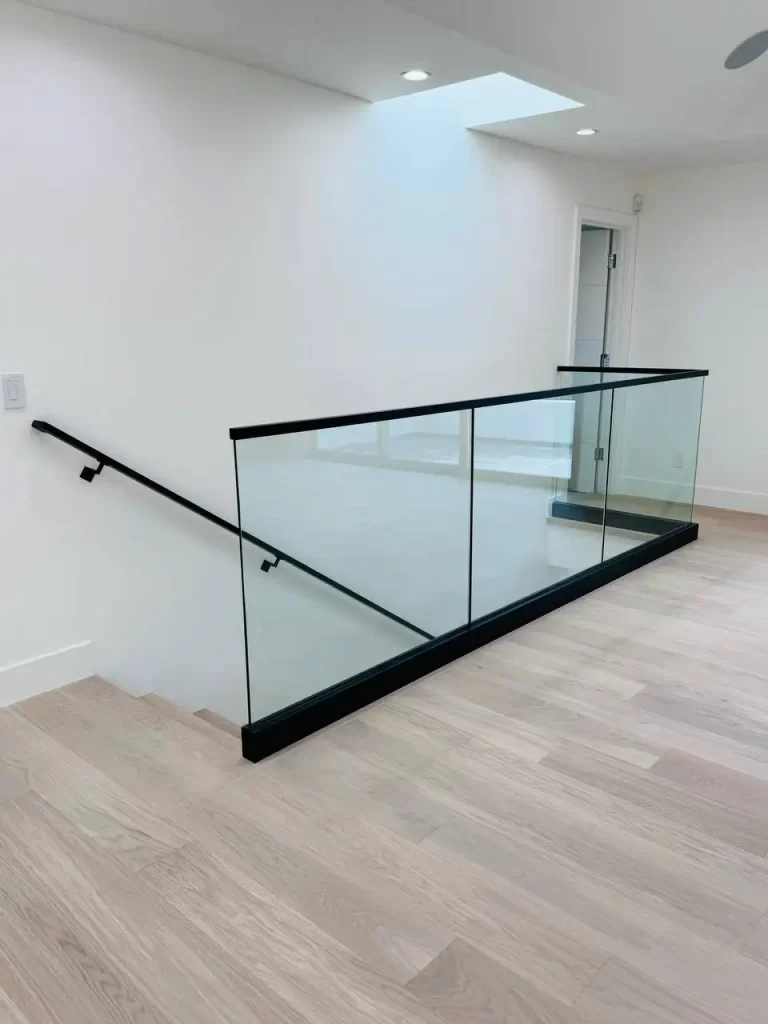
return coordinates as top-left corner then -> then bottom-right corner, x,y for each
605,375 -> 704,552
238,541 -> 421,723
386,411 -> 467,467
567,372 -> 609,500
470,393 -> 609,621
235,411 -> 470,723
317,421 -> 378,456
233,373 -> 704,725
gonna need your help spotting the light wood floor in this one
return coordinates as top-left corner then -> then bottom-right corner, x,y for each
2,507 -> 768,1023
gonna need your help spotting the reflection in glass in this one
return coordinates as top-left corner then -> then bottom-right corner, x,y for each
605,375 -> 705,551
236,411 -> 470,721
471,394 -> 609,620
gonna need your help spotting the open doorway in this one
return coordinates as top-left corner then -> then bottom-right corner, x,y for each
575,225 -> 616,369
571,225 -> 616,494
568,207 -> 637,496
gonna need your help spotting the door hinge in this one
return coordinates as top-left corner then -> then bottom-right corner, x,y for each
594,447 -> 605,463
607,252 -> 617,270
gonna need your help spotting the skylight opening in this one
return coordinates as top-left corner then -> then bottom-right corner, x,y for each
377,72 -> 582,128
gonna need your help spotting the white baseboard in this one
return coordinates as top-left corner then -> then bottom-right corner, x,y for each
0,641 -> 94,707
618,475 -> 693,504
615,476 -> 768,516
695,486 -> 768,516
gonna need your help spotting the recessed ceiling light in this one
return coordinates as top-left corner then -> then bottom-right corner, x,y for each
725,29 -> 768,69
576,128 -> 598,136
401,70 -> 431,82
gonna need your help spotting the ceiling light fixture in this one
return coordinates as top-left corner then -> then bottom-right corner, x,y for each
401,69 -> 431,82
725,29 -> 768,69
576,128 -> 598,136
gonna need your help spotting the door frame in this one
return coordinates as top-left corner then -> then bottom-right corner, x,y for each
565,204 -> 638,368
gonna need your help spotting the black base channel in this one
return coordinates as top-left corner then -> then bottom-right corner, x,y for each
241,522 -> 698,763
550,499 -> 682,537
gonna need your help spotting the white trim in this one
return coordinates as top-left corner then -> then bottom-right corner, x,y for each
0,641 -> 94,706
566,204 -> 638,369
609,480 -> 768,516
618,475 -> 695,504
695,486 -> 768,517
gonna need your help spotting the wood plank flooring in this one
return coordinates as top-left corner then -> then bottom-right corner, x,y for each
1,507 -> 768,1023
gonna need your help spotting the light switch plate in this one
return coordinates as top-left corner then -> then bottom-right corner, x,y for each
2,373 -> 26,410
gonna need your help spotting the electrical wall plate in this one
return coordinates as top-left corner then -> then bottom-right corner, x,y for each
2,373 -> 26,410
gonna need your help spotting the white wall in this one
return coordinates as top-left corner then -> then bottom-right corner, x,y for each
0,0 -> 639,714
631,161 -> 768,514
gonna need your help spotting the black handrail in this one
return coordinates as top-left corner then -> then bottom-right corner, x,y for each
229,367 -> 709,440
557,365 -> 705,375
31,420 -> 435,642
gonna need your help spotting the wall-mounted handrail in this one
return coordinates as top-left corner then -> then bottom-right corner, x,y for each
31,420 -> 435,642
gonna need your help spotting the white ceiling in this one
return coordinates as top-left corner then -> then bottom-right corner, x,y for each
22,0 -> 768,169
389,0 -> 768,169
21,0 -> 513,101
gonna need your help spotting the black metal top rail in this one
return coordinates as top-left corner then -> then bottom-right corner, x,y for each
229,366 -> 708,441
31,420 -> 434,642
557,365 -> 704,375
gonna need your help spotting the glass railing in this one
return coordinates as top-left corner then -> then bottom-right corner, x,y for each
231,366 -> 707,759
